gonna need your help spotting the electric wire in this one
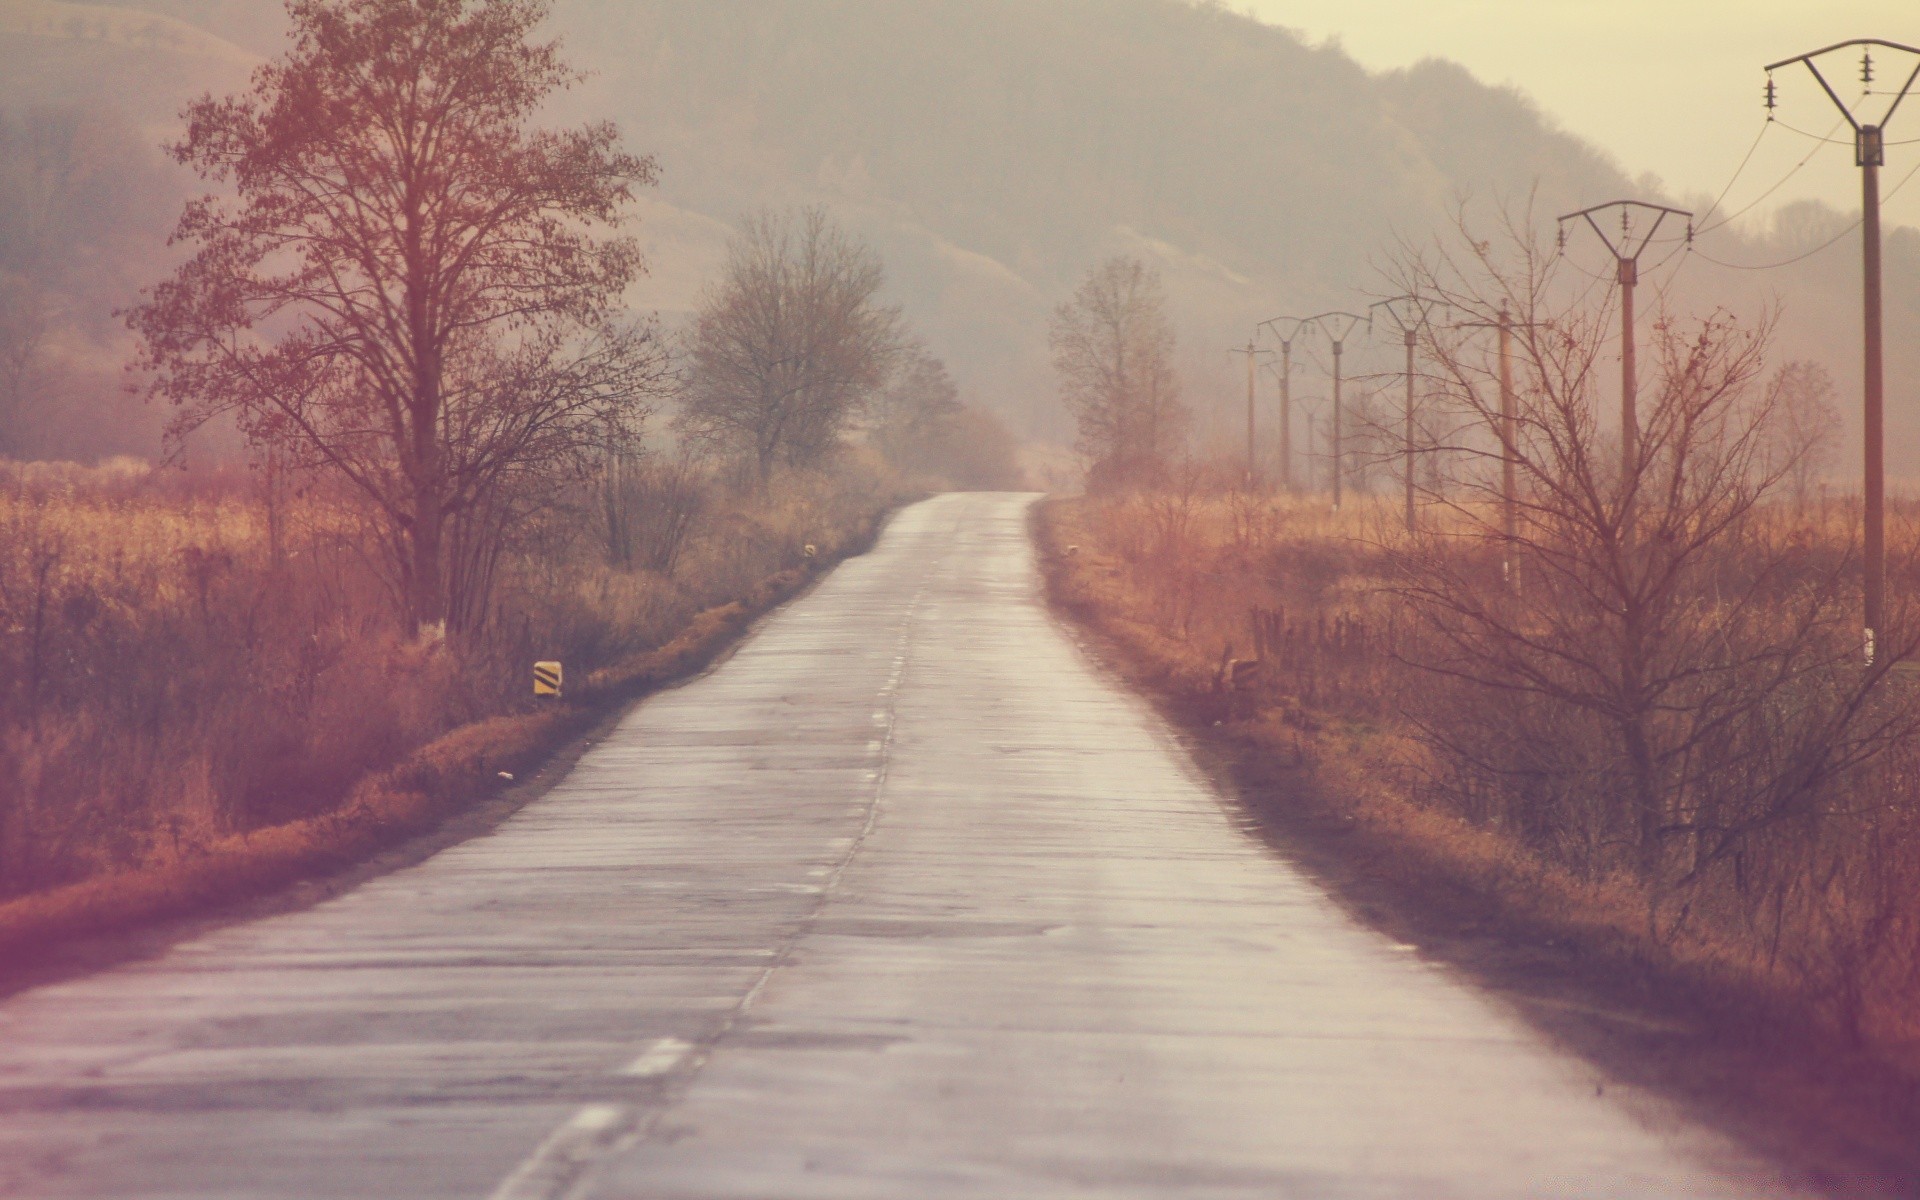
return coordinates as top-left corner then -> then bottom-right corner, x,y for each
1691,155 -> 1920,271
1691,119 -> 1772,232
1691,116 -> 1848,237
1764,117 -> 1920,147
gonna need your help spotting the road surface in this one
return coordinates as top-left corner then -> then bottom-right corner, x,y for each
0,493 -> 1803,1198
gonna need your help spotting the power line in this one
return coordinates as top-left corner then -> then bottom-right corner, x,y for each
1692,116 -> 1847,236
1689,155 -> 1920,271
1694,119 -> 1772,231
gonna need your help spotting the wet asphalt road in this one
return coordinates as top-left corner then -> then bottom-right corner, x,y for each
0,492 -> 1805,1198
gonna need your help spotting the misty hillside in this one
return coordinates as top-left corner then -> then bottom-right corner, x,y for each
552,0 -> 1641,440
4,0 -> 1917,464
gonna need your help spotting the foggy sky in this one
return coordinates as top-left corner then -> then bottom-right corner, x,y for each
1245,0 -> 1920,232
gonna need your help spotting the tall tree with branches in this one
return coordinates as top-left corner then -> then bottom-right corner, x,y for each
129,0 -> 666,636
1048,256 -> 1186,491
677,207 -> 903,484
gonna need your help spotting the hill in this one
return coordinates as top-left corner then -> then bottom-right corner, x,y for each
3,0 -> 1915,467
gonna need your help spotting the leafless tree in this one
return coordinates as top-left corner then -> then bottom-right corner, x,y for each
1384,210 -> 1913,893
870,340 -> 959,466
677,207 -> 905,485
129,0 -> 669,636
597,442 -> 707,576
1048,256 -> 1187,491
1760,360 -> 1841,508
0,276 -> 47,457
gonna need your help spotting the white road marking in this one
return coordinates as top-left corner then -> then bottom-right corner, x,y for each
487,1104 -> 633,1200
620,1038 -> 693,1078
490,575 -> 928,1200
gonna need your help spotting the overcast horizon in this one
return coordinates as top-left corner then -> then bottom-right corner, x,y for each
1243,0 -> 1920,232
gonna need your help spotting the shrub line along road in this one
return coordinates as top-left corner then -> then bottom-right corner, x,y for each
0,493 -> 1805,1198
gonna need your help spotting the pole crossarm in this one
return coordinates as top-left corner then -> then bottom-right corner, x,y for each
1367,294 -> 1442,339
1305,310 -> 1368,348
1257,315 -> 1312,350
1768,37 -> 1920,71
1766,40 -> 1920,134
1557,200 -> 1694,265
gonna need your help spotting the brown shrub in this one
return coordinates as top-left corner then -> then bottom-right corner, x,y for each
1049,483 -> 1920,1060
0,454 -> 907,908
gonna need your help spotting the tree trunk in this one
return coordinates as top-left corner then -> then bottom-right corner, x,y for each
1621,710 -> 1663,875
756,437 -> 777,491
409,486 -> 447,637
407,356 -> 447,637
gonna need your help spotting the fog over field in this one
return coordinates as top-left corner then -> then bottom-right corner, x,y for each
4,0 -> 1916,468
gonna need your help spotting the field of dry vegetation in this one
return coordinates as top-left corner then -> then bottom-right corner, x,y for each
1042,484 -> 1920,1069
0,453 -> 911,954
0,0 -> 1031,964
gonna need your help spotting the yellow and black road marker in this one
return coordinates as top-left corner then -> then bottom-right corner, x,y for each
533,661 -> 563,698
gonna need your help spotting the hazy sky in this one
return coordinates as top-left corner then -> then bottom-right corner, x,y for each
1243,0 -> 1920,232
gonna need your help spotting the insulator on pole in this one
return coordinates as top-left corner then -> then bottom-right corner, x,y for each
1764,74 -> 1777,115
1862,50 -> 1874,87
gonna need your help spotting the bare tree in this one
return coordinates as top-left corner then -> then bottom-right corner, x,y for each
1386,210 -> 1911,891
1049,256 -> 1187,491
677,207 -> 904,484
129,0 -> 667,636
1761,360 -> 1841,507
870,341 -> 960,468
597,443 -> 707,576
0,276 -> 47,457
867,342 -> 1024,489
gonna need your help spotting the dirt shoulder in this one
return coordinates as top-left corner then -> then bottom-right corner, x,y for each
0,508 -> 896,1002
1031,497 -> 1920,1200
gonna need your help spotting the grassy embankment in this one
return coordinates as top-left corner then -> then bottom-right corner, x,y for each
0,457 -> 910,967
1039,489 -> 1920,1181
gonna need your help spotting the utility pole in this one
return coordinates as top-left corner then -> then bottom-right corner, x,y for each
1259,317 -> 1308,493
1227,340 -> 1269,488
1370,295 -> 1441,532
1246,338 -> 1257,486
1766,39 -> 1920,664
1295,396 -> 1327,493
1304,311 -> 1367,511
1556,200 -> 1692,481
1454,305 -> 1533,588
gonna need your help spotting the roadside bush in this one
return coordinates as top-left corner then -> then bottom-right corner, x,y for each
0,454 -> 905,902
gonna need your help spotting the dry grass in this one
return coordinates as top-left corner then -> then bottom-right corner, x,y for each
0,455 -> 904,960
1041,486 -> 1920,1072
